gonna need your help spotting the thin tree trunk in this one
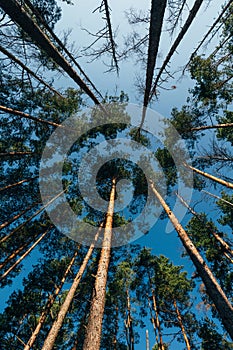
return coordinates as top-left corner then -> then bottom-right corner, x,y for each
176,192 -> 233,258
146,329 -> 150,350
103,0 -> 119,73
24,249 -> 79,350
41,225 -> 103,350
0,201 -> 38,230
0,227 -> 50,281
0,43 -> 63,98
191,122 -> 233,131
201,189 -> 233,208
22,0 -> 103,99
184,163 -> 233,189
125,289 -> 135,350
0,175 -> 38,192
173,300 -> 191,350
150,0 -> 204,99
113,305 -> 119,350
0,0 -> 101,105
140,0 -> 167,129
0,151 -> 32,156
0,105 -> 64,128
183,0 -> 232,73
83,178 -> 116,350
151,291 -> 165,350
150,181 -> 233,340
0,189 -> 65,244
0,232 -> 39,270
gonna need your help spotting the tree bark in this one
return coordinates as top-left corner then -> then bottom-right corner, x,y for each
0,0 -> 101,105
0,189 -> 65,244
140,0 -> 167,128
151,291 -> 165,350
0,105 -> 64,128
150,181 -> 233,340
0,232 -> 39,270
176,192 -> 233,258
125,289 -> 134,350
173,300 -> 191,350
150,0 -> 204,99
0,175 -> 38,192
24,249 -> 79,350
103,0 -> 119,73
183,0 -> 232,73
22,0 -> 103,99
41,225 -> 103,350
0,151 -> 32,157
83,178 -> 116,350
191,122 -> 233,132
0,227 -> 50,281
201,189 -> 233,208
0,201 -> 38,230
184,163 -> 233,189
0,43 -> 63,98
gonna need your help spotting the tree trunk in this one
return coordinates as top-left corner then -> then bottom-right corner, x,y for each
184,163 -> 233,189
0,0 -> 101,106
0,175 -> 38,192
146,329 -> 150,350
0,43 -> 63,98
83,178 -> 116,350
0,151 -> 32,157
150,0 -> 204,99
0,232 -> 39,270
103,0 -> 119,73
183,0 -> 233,73
173,300 -> 191,350
125,289 -> 135,350
151,291 -> 165,350
24,249 -> 79,350
0,201 -> 38,230
150,181 -> 233,340
0,105 -> 64,128
0,189 -> 65,244
113,305 -> 119,350
0,227 -> 50,281
176,192 -> 233,257
140,0 -> 167,128
23,0 -> 103,99
201,189 -> 233,208
41,225 -> 103,350
191,122 -> 233,132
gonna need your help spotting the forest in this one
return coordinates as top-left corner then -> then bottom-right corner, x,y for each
0,0 -> 233,349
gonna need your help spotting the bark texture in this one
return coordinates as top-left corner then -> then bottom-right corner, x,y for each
150,181 -> 233,340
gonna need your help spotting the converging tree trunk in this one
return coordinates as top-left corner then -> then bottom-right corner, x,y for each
184,163 -> 233,189
24,250 -> 79,350
150,181 -> 233,340
125,289 -> 135,350
173,300 -> 191,350
0,201 -> 38,230
0,190 -> 65,244
140,0 -> 167,129
0,176 -> 38,193
83,178 -> 116,350
0,0 -> 101,105
0,227 -> 51,281
0,44 -> 63,98
41,225 -> 103,350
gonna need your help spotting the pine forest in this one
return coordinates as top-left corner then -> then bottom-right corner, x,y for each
0,0 -> 233,349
